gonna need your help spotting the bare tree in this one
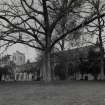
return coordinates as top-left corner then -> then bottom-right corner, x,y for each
0,0 -> 105,81
86,0 -> 105,80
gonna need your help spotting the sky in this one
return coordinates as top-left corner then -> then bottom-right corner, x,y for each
0,0 -> 40,62
1,43 -> 38,62
0,0 -> 104,63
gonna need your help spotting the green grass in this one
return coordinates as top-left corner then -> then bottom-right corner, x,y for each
0,81 -> 105,105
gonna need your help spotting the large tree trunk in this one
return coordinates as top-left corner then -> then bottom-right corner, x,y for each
41,51 -> 52,82
50,52 -> 55,80
41,0 -> 52,82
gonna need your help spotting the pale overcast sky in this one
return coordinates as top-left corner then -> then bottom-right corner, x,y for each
2,44 -> 38,62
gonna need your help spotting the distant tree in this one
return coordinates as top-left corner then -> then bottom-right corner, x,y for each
0,67 -> 3,81
79,59 -> 89,80
27,60 -> 31,64
86,0 -> 105,80
54,63 -> 66,80
0,65 -> 13,81
89,61 -> 100,80
87,46 -> 100,80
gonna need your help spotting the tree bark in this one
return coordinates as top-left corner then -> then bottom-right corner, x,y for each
42,51 -> 52,82
40,0 -> 52,82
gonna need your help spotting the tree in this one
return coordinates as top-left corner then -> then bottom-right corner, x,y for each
54,63 -> 66,80
0,0 -> 105,81
79,58 -> 89,80
0,65 -> 13,81
85,0 -> 105,80
87,46 -> 100,80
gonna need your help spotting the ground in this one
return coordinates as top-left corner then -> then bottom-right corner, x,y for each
0,81 -> 105,105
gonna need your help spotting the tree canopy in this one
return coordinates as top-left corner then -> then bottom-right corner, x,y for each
0,0 -> 105,81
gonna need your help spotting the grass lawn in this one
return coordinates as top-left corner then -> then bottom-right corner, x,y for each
0,81 -> 105,105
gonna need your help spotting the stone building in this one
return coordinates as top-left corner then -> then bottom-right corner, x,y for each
0,51 -> 26,81
0,51 -> 39,81
0,55 -> 13,67
53,44 -> 103,80
14,61 -> 38,81
12,51 -> 25,66
0,55 -> 15,81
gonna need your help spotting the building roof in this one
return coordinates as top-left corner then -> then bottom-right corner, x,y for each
53,45 -> 95,64
16,51 -> 25,56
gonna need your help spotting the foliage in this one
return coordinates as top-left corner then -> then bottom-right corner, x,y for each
54,63 -> 66,80
0,65 -> 13,81
85,0 -> 105,80
87,46 -> 101,80
79,46 -> 101,80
